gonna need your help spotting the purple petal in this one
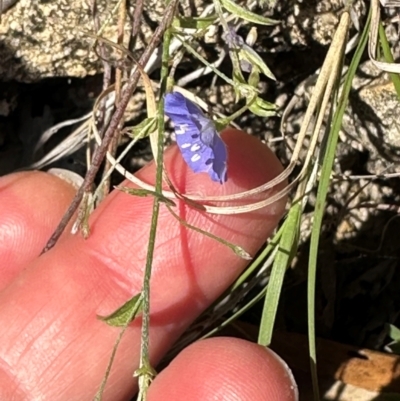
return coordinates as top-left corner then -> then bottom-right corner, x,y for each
211,133 -> 228,183
164,92 -> 228,184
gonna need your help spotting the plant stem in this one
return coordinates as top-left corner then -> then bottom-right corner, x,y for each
136,1 -> 176,396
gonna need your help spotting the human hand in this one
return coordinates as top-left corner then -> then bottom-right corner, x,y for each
0,128 -> 297,400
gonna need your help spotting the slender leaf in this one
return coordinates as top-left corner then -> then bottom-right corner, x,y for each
167,205 -> 252,260
238,45 -> 276,80
118,186 -> 176,207
307,8 -> 371,401
258,203 -> 302,346
220,0 -> 279,26
249,97 -> 278,117
125,117 -> 157,138
378,22 -> 400,98
173,15 -> 217,29
388,323 -> 400,341
98,293 -> 143,326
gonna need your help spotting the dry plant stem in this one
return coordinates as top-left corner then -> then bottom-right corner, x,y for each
339,171 -> 400,180
130,0 -> 144,50
91,0 -> 113,127
41,0 -> 180,254
91,2 -> 113,198
93,0 -> 114,202
102,0 -> 128,199
369,0 -> 400,73
115,0 -> 127,103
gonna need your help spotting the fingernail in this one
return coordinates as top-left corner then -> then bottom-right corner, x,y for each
47,168 -> 84,190
268,348 -> 299,401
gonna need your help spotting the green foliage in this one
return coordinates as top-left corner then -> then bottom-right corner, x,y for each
258,203 -> 302,346
125,117 -> 157,139
98,293 -> 143,326
173,15 -> 217,29
386,324 -> 400,354
220,0 -> 279,25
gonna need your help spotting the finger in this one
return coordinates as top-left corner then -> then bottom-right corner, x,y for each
0,171 -> 77,290
148,337 -> 298,401
0,129 -> 287,401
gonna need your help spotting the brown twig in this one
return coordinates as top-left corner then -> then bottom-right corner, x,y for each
115,0 -> 127,104
91,0 -> 113,128
130,0 -> 144,51
101,0 -> 128,199
41,0 -> 179,254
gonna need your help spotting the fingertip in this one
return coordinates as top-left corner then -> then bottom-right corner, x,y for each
148,337 -> 298,401
221,128 -> 285,191
0,171 -> 77,288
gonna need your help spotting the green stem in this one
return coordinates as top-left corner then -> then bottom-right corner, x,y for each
378,22 -> 400,98
307,7 -> 370,401
136,6 -> 174,398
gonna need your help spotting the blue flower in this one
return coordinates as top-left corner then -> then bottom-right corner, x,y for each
164,92 -> 227,184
